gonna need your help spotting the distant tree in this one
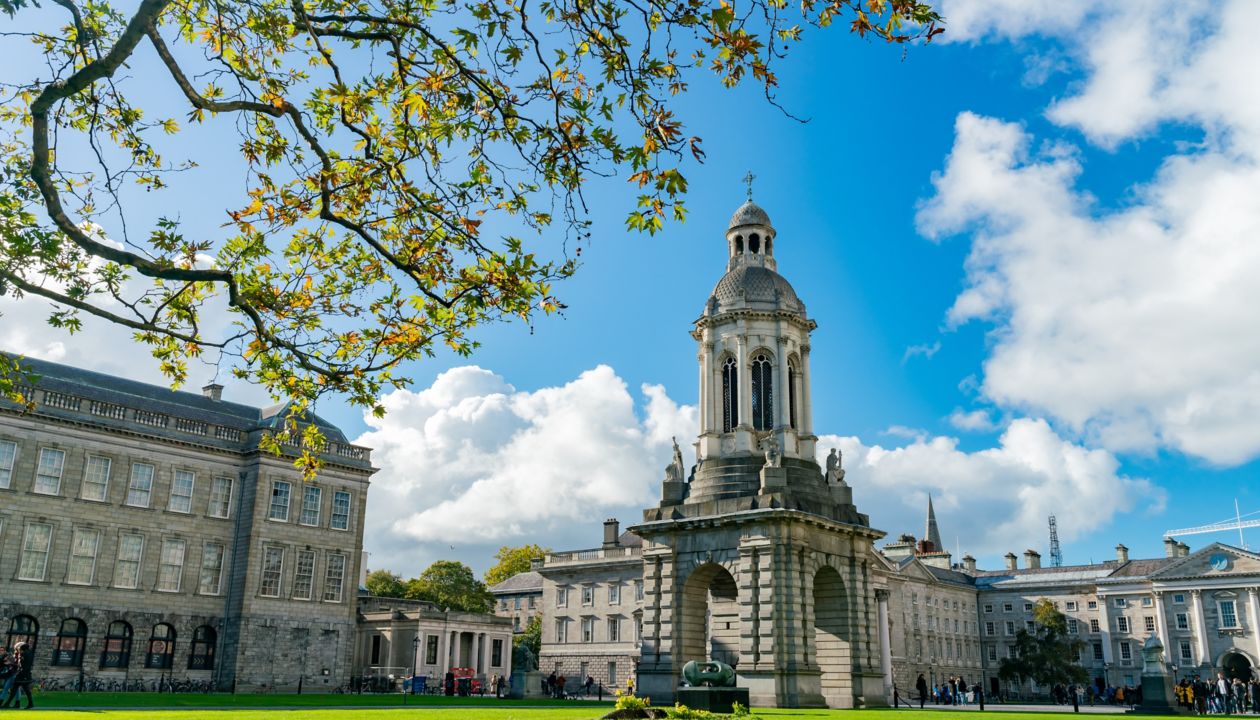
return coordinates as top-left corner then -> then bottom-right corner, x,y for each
364,569 -> 406,599
999,599 -> 1089,689
405,560 -> 493,613
515,615 -> 541,659
484,544 -> 548,587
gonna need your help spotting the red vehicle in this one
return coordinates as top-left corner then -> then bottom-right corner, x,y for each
450,667 -> 482,695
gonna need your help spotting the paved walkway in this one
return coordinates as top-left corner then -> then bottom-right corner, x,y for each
892,702 -> 1132,714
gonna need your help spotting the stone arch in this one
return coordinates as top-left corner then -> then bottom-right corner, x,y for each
1218,649 -> 1256,680
813,564 -> 852,707
678,562 -> 741,670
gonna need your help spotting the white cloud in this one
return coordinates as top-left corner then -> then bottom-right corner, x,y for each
354,365 -> 695,577
916,1 -> 1260,466
948,408 -> 998,432
819,419 -> 1163,560
902,341 -> 941,363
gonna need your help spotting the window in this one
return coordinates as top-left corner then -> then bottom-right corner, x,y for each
1119,641 -> 1132,663
126,463 -> 155,507
983,604 -> 993,613
370,635 -> 382,664
0,439 -> 15,489
608,617 -> 620,642
636,580 -> 644,601
1175,612 -> 1189,630
51,618 -> 87,667
331,490 -> 351,530
1220,600 -> 1239,629
145,624 -> 176,669
1087,600 -> 1098,610
199,543 -> 225,595
557,586 -> 569,607
66,527 -> 100,585
1066,601 -> 1078,611
987,645 -> 997,662
750,353 -> 774,431
324,553 -> 346,602
1173,593 -> 1186,604
157,539 -> 186,592
721,356 -> 739,432
492,638 -> 504,667
1141,596 -> 1154,607
114,534 -> 144,588
81,455 -> 111,502
985,621 -> 995,636
1025,620 -> 1035,631
1006,645 -> 1016,659
1090,618 -> 1101,633
1179,640 -> 1193,663
208,477 -> 233,518
1116,616 -> 1129,633
425,635 -> 439,665
18,522 -> 53,580
555,619 -> 568,643
32,447 -> 66,495
514,597 -> 522,610
293,550 -> 316,600
260,547 -> 284,597
1004,621 -> 1015,636
1068,619 -> 1078,634
1024,603 -> 1034,612
268,481 -> 291,521
1114,598 -> 1127,608
6,615 -> 38,654
168,470 -> 195,513
1003,603 -> 1013,612
581,617 -> 594,643
582,585 -> 594,606
609,583 -> 621,605
100,621 -> 133,668
1144,616 -> 1156,633
609,661 -> 619,687
188,626 -> 216,670
300,485 -> 322,526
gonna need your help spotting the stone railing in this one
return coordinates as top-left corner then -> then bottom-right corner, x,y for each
546,546 -> 641,565
89,400 -> 128,420
271,430 -> 373,464
134,409 -> 169,428
174,417 -> 208,435
43,390 -> 81,411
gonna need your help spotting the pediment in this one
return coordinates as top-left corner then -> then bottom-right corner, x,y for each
896,557 -> 938,583
1151,543 -> 1260,580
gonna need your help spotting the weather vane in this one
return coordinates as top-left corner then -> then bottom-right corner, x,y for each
742,170 -> 755,200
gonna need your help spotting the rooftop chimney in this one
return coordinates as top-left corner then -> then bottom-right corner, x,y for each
530,557 -> 544,571
963,554 -> 977,573
1177,542 -> 1190,557
1115,543 -> 1129,564
1005,552 -> 1018,571
202,383 -> 224,401
1164,537 -> 1179,558
1024,549 -> 1042,570
603,518 -> 621,549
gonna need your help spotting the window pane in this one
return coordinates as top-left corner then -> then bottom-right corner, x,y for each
157,539 -> 186,592
127,464 -> 154,507
81,455 -> 111,502
168,470 -> 195,513
199,543 -> 225,595
66,528 -> 100,585
324,554 -> 345,602
300,486 -> 322,526
115,534 -> 144,588
18,523 -> 53,580
260,547 -> 284,597
0,439 -> 15,489
331,491 -> 351,530
268,481 -> 291,521
293,550 -> 315,600
34,447 -> 66,494
208,477 -> 232,518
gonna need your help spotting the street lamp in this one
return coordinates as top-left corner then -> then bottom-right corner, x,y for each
412,636 -> 421,696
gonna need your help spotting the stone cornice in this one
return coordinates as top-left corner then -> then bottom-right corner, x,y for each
629,506 -> 885,542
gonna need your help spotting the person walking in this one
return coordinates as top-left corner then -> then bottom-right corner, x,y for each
0,643 -> 33,709
0,647 -> 14,707
916,673 -> 928,709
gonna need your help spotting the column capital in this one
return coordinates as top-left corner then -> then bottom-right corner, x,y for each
1191,589 -> 1202,597
875,588 -> 890,601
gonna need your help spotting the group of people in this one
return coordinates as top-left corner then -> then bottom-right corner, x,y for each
1176,673 -> 1260,714
914,674 -> 983,707
0,643 -> 35,710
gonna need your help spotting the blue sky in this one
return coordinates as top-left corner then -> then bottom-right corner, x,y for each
5,1 -> 1259,577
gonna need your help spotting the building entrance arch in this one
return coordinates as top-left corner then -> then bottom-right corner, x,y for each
1222,651 -> 1253,681
678,562 -> 741,670
813,565 -> 852,707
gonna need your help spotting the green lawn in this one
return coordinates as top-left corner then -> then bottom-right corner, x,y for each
34,691 -> 605,709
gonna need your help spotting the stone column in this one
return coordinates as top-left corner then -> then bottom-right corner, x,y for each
737,334 -> 752,428
1153,592 -> 1171,662
478,632 -> 487,674
438,628 -> 449,676
1248,588 -> 1260,666
777,338 -> 791,430
876,589 -> 894,703
699,340 -> 712,434
1191,590 -> 1209,668
1098,597 -> 1114,666
800,345 -> 813,435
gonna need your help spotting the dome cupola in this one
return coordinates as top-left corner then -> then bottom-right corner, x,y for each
725,198 -> 777,272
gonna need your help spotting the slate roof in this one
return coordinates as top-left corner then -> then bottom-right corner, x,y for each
1105,557 -> 1177,579
489,571 -> 543,594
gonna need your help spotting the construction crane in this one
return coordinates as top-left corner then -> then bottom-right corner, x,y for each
1048,515 -> 1063,567
1164,499 -> 1260,550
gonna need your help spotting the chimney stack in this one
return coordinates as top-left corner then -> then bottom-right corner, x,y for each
963,554 -> 977,573
1024,549 -> 1042,570
1116,543 -> 1129,563
202,383 -> 224,401
1164,537 -> 1179,558
1178,542 -> 1190,557
603,518 -> 621,548
530,557 -> 544,571
1005,552 -> 1018,571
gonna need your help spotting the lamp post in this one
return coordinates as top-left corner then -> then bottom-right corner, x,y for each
412,635 -> 421,696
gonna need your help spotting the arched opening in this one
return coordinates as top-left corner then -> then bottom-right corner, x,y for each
1222,651 -> 1252,681
100,620 -> 133,668
146,623 -> 176,669
188,625 -> 217,670
722,356 -> 739,432
813,566 -> 852,707
52,618 -> 87,667
7,614 -> 38,653
679,563 -> 741,672
734,236 -> 744,254
749,233 -> 761,254
750,353 -> 774,431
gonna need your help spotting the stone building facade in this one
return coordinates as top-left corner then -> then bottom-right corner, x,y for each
355,596 -> 513,687
0,357 -> 373,691
489,570 -> 543,635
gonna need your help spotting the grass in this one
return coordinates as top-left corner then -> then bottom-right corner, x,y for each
34,691 -> 607,709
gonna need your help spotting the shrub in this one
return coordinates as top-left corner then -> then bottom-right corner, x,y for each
614,691 -> 652,711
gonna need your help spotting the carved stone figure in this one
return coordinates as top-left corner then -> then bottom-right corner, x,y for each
513,643 -> 538,672
825,447 -> 846,484
665,436 -> 686,483
762,434 -> 782,469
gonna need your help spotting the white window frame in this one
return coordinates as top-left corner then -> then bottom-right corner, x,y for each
1116,616 -> 1129,633
607,617 -> 620,642
1088,600 -> 1099,610
1175,612 -> 1189,630
157,538 -> 186,592
126,462 -> 155,508
1179,640 -> 1193,662
556,586 -> 568,608
1144,616 -> 1156,633
1218,599 -> 1239,629
293,549 -> 316,600
208,477 -> 233,518
985,621 -> 995,636
555,618 -> 568,643
260,546 -> 284,597
1141,596 -> 1154,607
1065,601 -> 1078,611
1173,593 -> 1186,605
608,582 -> 621,605
1113,598 -> 1127,608
0,438 -> 16,489
1119,641 -> 1133,663
199,542 -> 225,596
983,604 -> 993,613
66,527 -> 101,585
299,485 -> 322,526
168,470 -> 195,514
80,455 -> 112,502
581,617 -> 594,643
114,533 -> 145,589
331,490 -> 351,530
1068,618 -> 1078,634
1090,618 -> 1101,633
18,522 -> 53,581
34,447 -> 66,495
324,553 -> 346,603
581,584 -> 594,606
268,480 -> 291,522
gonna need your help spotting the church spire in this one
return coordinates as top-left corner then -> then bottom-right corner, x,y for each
925,494 -> 944,552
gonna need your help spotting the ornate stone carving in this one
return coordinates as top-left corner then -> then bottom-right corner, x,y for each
665,436 -> 686,483
825,447 -> 846,485
761,434 -> 782,469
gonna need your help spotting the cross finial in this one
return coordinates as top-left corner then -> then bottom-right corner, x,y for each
742,170 -> 756,200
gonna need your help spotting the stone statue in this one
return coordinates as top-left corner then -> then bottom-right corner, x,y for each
825,448 -> 846,485
1141,635 -> 1165,675
682,660 -> 736,688
762,434 -> 782,469
665,436 -> 686,483
512,643 -> 538,672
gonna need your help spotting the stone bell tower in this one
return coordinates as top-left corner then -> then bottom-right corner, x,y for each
632,196 -> 887,709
